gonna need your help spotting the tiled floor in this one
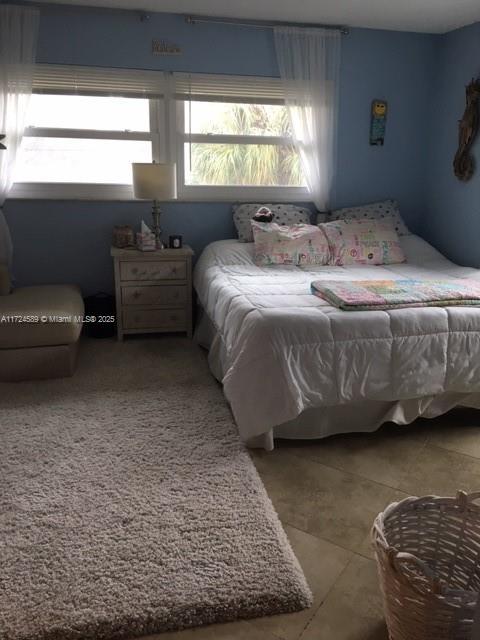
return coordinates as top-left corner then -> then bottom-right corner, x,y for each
143,406 -> 480,640
63,337 -> 478,640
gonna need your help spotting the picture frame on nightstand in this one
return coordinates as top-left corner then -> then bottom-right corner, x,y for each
169,235 -> 183,249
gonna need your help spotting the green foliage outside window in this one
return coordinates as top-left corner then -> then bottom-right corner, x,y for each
188,104 -> 303,187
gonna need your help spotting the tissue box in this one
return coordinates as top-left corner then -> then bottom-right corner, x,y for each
136,231 -> 156,251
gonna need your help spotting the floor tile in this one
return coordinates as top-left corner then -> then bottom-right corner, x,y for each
251,450 -> 397,554
254,525 -> 353,640
355,490 -> 410,560
300,555 -> 388,640
356,530 -> 376,561
140,619 -> 281,640
276,424 -> 427,490
395,443 -> 480,496
418,408 -> 480,459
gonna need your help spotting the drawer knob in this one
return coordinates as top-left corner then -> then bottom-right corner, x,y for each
132,267 -> 138,274
133,291 -> 141,299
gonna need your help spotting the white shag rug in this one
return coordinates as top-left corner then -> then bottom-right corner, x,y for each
0,337 -> 311,640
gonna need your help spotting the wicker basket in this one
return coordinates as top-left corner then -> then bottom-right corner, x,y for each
372,492 -> 480,640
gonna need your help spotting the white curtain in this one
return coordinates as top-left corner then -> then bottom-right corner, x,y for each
274,27 -> 341,211
0,4 -> 39,267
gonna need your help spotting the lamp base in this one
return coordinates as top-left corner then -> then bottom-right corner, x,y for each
152,200 -> 165,249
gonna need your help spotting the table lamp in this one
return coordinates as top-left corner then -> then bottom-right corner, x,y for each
132,162 -> 177,249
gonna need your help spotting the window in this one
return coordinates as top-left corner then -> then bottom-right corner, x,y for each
11,67 -> 308,201
16,95 -> 153,185
12,65 -> 166,199
174,73 -> 307,201
182,102 -> 303,187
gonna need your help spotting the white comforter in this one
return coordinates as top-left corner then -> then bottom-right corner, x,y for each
194,236 -> 480,441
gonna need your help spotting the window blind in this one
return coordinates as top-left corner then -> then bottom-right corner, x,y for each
33,64 -> 166,98
173,72 -> 285,105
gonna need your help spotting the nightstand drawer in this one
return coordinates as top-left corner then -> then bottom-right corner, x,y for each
122,285 -> 187,306
123,308 -> 187,330
119,260 -> 186,281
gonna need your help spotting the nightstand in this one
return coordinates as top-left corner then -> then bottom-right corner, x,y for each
111,245 -> 194,341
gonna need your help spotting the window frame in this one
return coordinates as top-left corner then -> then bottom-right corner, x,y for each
10,66 -> 310,202
175,99 -> 309,202
10,81 -> 166,201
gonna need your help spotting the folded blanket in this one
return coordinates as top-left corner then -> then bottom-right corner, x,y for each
311,279 -> 480,311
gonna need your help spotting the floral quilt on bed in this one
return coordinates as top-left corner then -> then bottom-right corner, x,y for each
311,279 -> 480,311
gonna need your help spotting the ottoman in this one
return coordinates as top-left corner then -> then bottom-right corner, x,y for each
0,278 -> 84,382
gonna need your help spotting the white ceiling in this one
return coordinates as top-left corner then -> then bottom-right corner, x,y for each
33,0 -> 480,34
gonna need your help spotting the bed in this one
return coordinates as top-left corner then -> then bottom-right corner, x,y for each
194,235 -> 480,450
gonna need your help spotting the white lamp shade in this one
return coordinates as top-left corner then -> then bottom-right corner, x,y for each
132,163 -> 177,200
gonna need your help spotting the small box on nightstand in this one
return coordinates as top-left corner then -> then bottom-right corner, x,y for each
110,245 -> 194,341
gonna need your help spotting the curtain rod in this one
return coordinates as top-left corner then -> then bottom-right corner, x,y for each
185,15 -> 349,35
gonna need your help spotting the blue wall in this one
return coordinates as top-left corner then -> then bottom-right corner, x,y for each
423,22 -> 480,267
4,3 -> 438,294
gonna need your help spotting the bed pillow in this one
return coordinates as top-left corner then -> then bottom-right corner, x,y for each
233,203 -> 311,242
326,199 -> 410,236
320,219 -> 406,266
252,221 -> 330,266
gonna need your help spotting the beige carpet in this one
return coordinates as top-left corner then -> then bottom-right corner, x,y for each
0,337 -> 311,640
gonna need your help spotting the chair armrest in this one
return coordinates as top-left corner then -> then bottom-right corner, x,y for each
0,264 -> 11,295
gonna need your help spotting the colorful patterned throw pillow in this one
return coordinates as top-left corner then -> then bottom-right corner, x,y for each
233,203 -> 311,242
252,221 -> 330,266
320,219 -> 406,266
325,199 -> 410,236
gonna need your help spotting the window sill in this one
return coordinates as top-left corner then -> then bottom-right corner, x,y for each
178,185 -> 310,203
9,183 -> 312,204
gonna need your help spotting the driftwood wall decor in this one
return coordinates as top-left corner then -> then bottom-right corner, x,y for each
453,79 -> 480,181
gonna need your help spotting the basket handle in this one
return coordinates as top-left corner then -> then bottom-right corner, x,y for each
389,551 -> 443,594
456,490 -> 480,507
